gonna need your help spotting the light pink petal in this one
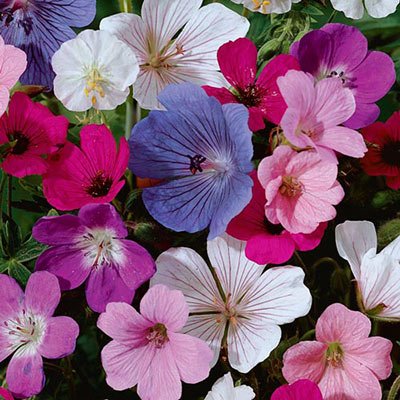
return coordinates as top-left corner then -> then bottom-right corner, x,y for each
280,108 -> 315,150
1,45 -> 27,89
0,86 -> 9,117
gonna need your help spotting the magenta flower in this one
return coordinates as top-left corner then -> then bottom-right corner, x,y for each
0,271 -> 79,399
258,146 -> 344,234
33,203 -> 155,313
0,388 -> 13,400
282,303 -> 393,400
227,171 -> 327,264
203,38 -> 299,131
271,379 -> 322,400
97,284 -> 213,400
0,92 -> 68,178
42,124 -> 129,210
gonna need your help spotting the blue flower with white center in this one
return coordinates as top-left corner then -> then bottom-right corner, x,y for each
129,83 -> 254,239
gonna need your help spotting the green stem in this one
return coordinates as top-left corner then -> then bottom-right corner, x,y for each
327,9 -> 337,23
118,0 -> 132,13
7,175 -> 12,219
136,101 -> 142,124
242,6 -> 249,17
388,375 -> 400,400
0,172 -> 7,229
294,251 -> 307,269
125,94 -> 134,139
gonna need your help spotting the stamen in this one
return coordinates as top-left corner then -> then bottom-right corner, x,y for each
84,68 -> 106,107
146,323 -> 169,348
252,0 -> 271,13
325,342 -> 344,367
187,154 -> 207,175
279,176 -> 303,197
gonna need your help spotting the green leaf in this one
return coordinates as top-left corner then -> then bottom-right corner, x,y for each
15,236 -> 47,263
8,259 -> 31,285
1,220 -> 22,258
0,258 -> 8,273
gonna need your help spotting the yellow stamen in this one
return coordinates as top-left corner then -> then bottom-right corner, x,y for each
84,68 -> 106,107
252,0 -> 271,13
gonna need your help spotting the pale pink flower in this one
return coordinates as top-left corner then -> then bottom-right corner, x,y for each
282,303 -> 393,400
258,145 -> 344,234
97,284 -> 213,400
277,70 -> 367,163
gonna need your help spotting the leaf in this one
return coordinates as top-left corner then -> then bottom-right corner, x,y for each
8,259 -> 31,285
1,220 -> 22,258
125,188 -> 143,210
15,236 -> 47,263
0,258 -> 8,273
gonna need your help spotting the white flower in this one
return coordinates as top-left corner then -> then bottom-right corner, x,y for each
205,373 -> 255,400
151,233 -> 312,373
336,220 -> 400,320
52,30 -> 139,112
331,0 -> 399,19
230,0 -> 301,14
100,0 -> 249,110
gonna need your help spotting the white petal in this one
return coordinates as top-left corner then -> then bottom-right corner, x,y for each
382,235 -> 400,260
335,220 -> 377,281
365,0 -> 399,17
53,75 -> 91,112
330,0 -> 365,19
205,373 -> 236,400
234,385 -> 256,400
241,0 -> 294,14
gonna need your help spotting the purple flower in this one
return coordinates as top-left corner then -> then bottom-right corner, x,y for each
33,203 -> 156,313
291,23 -> 395,129
0,0 -> 96,89
129,83 -> 254,239
0,271 -> 79,399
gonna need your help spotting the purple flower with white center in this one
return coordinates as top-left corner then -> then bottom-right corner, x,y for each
129,83 -> 254,239
33,203 -> 156,313
0,0 -> 96,89
0,271 -> 79,399
291,23 -> 396,129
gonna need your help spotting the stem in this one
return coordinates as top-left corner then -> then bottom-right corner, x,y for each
118,0 -> 132,13
136,101 -> 142,124
0,172 -> 7,229
327,9 -> 337,23
388,375 -> 400,400
294,251 -> 307,269
125,94 -> 134,139
242,6 -> 249,17
7,175 -> 12,219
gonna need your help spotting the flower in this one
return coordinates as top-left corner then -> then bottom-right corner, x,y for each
258,146 -> 344,234
0,0 -> 96,90
203,38 -> 299,131
291,23 -> 396,129
335,220 -> 400,320
0,388 -> 13,400
230,0 -> 301,14
331,0 -> 399,19
151,233 -> 312,373
271,379 -> 322,400
205,373 -> 255,400
0,92 -> 68,178
52,30 -> 139,112
42,124 -> 129,211
128,83 -> 253,240
282,303 -> 393,400
97,284 -> 213,400
227,171 -> 327,264
361,111 -> 400,190
0,271 -> 79,399
0,35 -> 26,117
33,203 -> 155,313
100,0 -> 249,110
277,70 -> 366,163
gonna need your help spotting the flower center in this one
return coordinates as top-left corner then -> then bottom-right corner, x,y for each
0,1 -> 32,34
84,68 -> 106,107
146,323 -> 169,348
252,0 -> 271,13
279,176 -> 303,197
80,229 -> 117,268
7,131 -> 30,155
187,154 -> 207,175
86,170 -> 113,198
234,84 -> 264,108
145,44 -> 185,70
325,342 -> 344,367
381,141 -> 400,166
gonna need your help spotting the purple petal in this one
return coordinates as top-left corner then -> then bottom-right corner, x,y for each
0,274 -> 24,320
0,332 -> 14,363
38,316 -> 79,359
344,102 -> 380,130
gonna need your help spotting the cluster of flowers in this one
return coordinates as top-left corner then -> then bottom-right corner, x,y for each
0,0 -> 398,399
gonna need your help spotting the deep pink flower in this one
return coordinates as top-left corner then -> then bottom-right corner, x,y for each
0,92 -> 68,178
0,388 -> 13,400
271,379 -> 323,400
43,124 -> 129,210
227,171 -> 327,264
97,284 -> 213,400
203,38 -> 299,131
282,303 -> 393,400
258,146 -> 344,234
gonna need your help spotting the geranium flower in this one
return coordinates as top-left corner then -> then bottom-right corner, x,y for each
0,92 -> 68,178
331,0 -> 399,19
0,388 -> 13,400
278,70 -> 366,163
0,271 -> 79,399
335,220 -> 400,320
230,0 -> 301,14
33,203 -> 155,313
361,111 -> 400,190
205,373 -> 255,400
282,303 -> 393,400
151,233 -> 312,373
0,0 -> 95,89
0,35 -> 26,117
42,124 -> 129,211
100,0 -> 249,110
227,171 -> 327,264
271,379 -> 322,400
203,38 -> 299,131
258,146 -> 344,234
129,83 -> 253,239
52,30 -> 139,112
291,24 -> 395,129
97,284 -> 213,400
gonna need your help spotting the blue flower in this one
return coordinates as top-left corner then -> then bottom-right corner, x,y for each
129,83 -> 254,239
0,0 -> 96,89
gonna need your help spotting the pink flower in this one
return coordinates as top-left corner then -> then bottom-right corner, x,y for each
277,70 -> 367,163
43,124 -> 129,210
203,38 -> 300,131
0,92 -> 68,178
97,284 -> 213,400
0,388 -> 13,400
227,171 -> 327,264
282,303 -> 393,400
0,36 -> 27,117
271,379 -> 322,400
258,146 -> 344,234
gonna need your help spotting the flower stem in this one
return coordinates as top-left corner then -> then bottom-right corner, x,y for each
125,94 -> 134,139
118,0 -> 132,13
388,375 -> 400,400
294,251 -> 307,269
327,9 -> 337,23
242,6 -> 249,17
